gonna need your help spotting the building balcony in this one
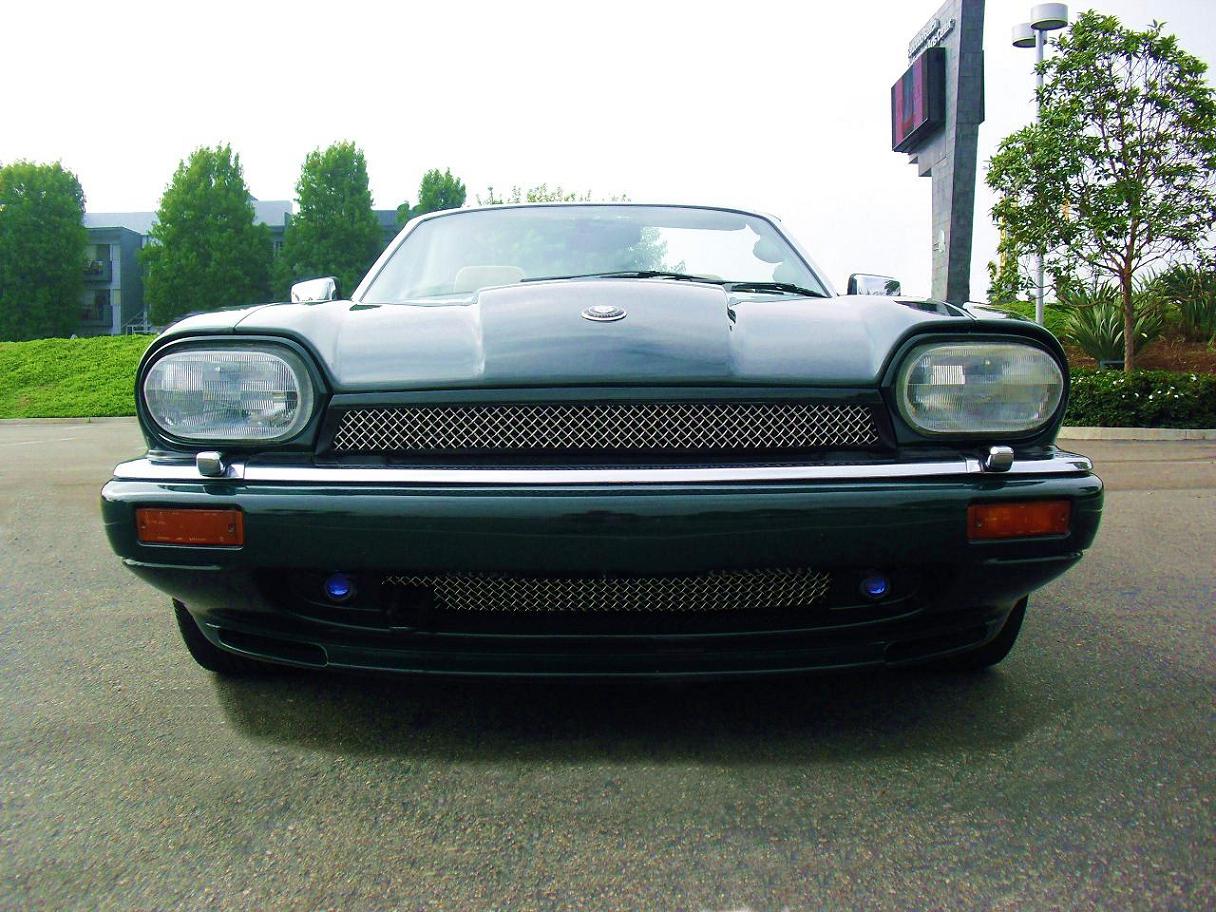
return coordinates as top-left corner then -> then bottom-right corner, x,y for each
84,260 -> 112,283
79,305 -> 113,327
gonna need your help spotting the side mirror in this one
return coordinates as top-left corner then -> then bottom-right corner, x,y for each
847,273 -> 901,297
290,276 -> 340,303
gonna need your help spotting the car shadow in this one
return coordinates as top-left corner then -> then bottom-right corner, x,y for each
212,664 -> 1058,764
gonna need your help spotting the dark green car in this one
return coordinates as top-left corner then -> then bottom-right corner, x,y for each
101,203 -> 1102,677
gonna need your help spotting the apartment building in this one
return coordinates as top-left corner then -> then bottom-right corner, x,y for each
80,202 -> 400,335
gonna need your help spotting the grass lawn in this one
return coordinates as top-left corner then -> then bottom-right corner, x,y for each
0,335 -> 153,418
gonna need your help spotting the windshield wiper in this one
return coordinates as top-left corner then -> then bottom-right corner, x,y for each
520,270 -> 720,284
722,280 -> 828,299
518,271 -> 828,298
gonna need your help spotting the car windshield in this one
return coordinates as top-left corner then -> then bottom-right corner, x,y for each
359,205 -> 829,302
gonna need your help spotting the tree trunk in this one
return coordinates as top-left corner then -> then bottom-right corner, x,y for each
1122,270 -> 1135,373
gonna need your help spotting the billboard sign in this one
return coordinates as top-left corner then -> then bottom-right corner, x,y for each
891,46 -> 946,153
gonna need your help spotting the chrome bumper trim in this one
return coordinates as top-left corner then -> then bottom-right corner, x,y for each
110,452 -> 1094,485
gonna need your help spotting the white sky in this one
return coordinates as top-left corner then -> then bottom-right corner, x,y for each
3,0 -> 1213,299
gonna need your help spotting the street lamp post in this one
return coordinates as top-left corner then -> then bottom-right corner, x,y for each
1012,3 -> 1069,326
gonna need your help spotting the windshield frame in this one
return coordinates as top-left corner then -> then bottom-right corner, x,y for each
351,203 -> 837,302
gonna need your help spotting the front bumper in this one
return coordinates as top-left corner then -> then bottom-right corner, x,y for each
101,452 -> 1103,677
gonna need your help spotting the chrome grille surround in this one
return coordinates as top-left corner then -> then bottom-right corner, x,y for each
382,568 -> 832,613
331,402 -> 880,452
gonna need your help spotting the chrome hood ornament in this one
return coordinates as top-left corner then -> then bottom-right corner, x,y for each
581,304 -> 626,322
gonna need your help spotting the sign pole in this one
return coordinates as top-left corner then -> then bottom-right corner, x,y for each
894,0 -> 986,304
1035,26 -> 1046,325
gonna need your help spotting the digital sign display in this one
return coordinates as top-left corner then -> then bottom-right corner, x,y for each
891,46 -> 946,153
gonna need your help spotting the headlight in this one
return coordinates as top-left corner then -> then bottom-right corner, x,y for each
896,341 -> 1063,436
143,345 -> 315,443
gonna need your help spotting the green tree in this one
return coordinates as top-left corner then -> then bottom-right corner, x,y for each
987,13 -> 1216,371
0,161 -> 87,341
985,222 -> 1029,305
396,167 -> 467,227
276,141 -> 383,298
142,145 -> 271,325
415,167 -> 467,216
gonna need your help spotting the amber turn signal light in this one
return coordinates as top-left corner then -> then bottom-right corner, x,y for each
136,508 -> 244,546
967,500 -> 1070,541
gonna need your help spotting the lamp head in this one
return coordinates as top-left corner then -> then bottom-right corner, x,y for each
1031,3 -> 1068,31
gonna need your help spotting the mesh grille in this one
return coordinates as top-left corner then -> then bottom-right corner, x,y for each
331,402 -> 880,453
382,568 -> 832,614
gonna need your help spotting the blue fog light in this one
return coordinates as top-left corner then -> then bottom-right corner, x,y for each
859,574 -> 890,600
324,573 -> 356,603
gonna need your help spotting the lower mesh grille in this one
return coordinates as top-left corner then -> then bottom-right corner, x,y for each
382,568 -> 832,613
330,402 -> 880,453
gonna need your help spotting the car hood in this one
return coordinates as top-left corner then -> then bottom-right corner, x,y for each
159,279 -> 1003,391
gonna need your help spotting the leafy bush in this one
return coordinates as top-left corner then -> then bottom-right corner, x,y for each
1066,368 -> 1216,428
1058,282 -> 1163,364
0,335 -> 151,418
991,299 -> 1072,338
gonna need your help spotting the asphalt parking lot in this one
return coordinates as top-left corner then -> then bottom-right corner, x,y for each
1,420 -> 1213,911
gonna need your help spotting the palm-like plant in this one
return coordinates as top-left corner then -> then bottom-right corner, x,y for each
1153,264 -> 1216,343
1060,281 -> 1164,366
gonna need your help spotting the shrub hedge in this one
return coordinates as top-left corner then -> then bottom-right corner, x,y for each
1065,368 -> 1216,428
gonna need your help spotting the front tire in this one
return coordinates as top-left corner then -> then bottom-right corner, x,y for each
922,597 -> 1028,672
173,600 -> 269,676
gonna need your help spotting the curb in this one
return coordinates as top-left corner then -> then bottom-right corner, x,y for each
0,416 -> 136,426
1059,425 -> 1216,441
